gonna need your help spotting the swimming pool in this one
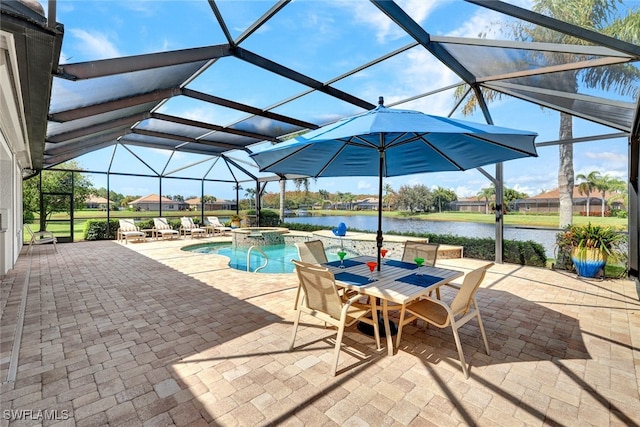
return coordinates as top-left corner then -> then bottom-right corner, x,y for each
183,243 -> 339,273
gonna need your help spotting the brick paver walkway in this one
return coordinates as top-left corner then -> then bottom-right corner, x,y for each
1,237 -> 638,426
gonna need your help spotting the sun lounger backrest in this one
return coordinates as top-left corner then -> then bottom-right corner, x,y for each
207,216 -> 223,226
181,217 -> 196,229
154,218 -> 172,230
119,219 -> 138,232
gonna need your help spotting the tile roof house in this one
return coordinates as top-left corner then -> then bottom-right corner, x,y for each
451,196 -> 491,213
354,198 -> 380,210
184,197 -> 237,211
514,186 -> 625,216
128,194 -> 182,211
84,195 -> 114,210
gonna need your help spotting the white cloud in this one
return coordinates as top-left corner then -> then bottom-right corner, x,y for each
121,1 -> 156,16
446,9 -> 502,38
69,29 -> 121,60
455,185 -> 475,198
584,151 -> 625,162
334,0 -> 440,43
335,1 -> 399,43
357,180 -> 374,191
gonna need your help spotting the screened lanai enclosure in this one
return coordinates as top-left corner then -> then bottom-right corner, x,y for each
3,0 -> 639,277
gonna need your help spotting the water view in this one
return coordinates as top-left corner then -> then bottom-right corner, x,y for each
285,215 -> 561,258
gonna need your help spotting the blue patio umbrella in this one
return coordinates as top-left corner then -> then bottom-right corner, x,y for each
250,98 -> 538,268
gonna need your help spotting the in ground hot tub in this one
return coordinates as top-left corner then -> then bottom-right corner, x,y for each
231,227 -> 289,247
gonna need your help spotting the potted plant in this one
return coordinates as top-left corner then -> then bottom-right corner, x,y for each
230,214 -> 242,228
558,223 -> 626,278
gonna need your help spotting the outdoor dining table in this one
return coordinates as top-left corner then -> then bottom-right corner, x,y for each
323,255 -> 464,356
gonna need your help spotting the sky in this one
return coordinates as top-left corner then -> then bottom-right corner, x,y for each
40,0 -> 636,202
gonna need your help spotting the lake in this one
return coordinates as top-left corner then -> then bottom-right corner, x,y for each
285,215 -> 562,258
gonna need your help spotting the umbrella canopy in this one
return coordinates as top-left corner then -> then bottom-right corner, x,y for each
250,98 -> 538,267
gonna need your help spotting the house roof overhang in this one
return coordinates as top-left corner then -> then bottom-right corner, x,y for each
1,0 -> 63,171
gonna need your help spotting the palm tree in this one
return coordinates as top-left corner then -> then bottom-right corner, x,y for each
432,186 -> 457,213
477,186 -> 495,215
595,174 -> 624,217
335,191 -> 344,209
607,178 -> 628,212
455,0 -> 640,228
244,187 -> 256,210
318,189 -> 330,207
343,192 -> 354,210
383,184 -> 394,211
576,171 -> 600,217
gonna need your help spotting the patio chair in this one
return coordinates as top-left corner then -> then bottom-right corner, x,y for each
402,241 -> 441,298
206,216 -> 232,236
395,263 -> 493,378
290,260 -> 381,376
293,240 -> 329,308
402,240 -> 439,266
25,224 -> 58,254
295,240 -> 328,264
180,217 -> 207,238
153,218 -> 179,240
117,219 -> 145,244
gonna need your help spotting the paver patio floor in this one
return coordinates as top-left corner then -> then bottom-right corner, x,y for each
1,237 -> 639,426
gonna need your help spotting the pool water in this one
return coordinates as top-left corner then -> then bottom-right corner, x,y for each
184,243 -> 339,273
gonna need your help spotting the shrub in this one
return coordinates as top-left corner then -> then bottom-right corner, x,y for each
84,219 -> 119,240
23,211 -> 35,223
136,218 -> 155,230
248,210 -> 281,227
281,222 -> 330,232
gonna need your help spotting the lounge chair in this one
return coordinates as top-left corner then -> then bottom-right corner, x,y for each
117,219 -> 146,244
395,263 -> 493,378
290,260 -> 381,376
206,216 -> 232,236
153,218 -> 179,240
25,224 -> 58,254
180,217 -> 207,238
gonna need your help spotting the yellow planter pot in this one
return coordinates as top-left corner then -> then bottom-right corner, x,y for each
571,247 -> 607,278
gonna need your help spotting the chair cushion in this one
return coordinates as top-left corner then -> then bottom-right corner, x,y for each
406,299 -> 449,327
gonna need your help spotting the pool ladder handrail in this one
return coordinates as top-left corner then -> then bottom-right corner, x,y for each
247,245 -> 269,273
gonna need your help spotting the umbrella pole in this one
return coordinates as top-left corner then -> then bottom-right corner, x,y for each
377,144 -> 384,271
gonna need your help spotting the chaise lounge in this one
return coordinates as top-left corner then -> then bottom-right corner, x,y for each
117,219 -> 146,244
206,216 -> 232,236
153,218 -> 180,240
180,217 -> 207,238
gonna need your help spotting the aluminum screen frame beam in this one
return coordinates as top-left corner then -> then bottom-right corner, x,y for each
57,44 -> 234,80
466,0 -> 640,57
